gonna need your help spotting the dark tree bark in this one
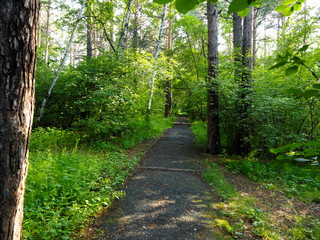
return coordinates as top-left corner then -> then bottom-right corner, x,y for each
206,1 -> 220,154
0,1 -> 40,239
164,8 -> 173,118
232,12 -> 243,154
238,6 -> 253,155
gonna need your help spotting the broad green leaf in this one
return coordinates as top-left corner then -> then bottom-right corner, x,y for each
282,0 -> 295,4
302,89 -> 319,99
292,56 -> 303,64
298,44 -> 309,52
153,0 -> 173,4
275,5 -> 290,12
285,65 -> 298,75
228,0 -> 249,14
295,157 -> 313,162
299,0 -> 306,3
250,0 -> 261,7
312,84 -> 320,89
287,88 -> 303,96
283,6 -> 294,16
238,8 -> 250,17
293,2 -> 302,11
175,0 -> 198,14
269,61 -> 287,70
270,143 -> 302,154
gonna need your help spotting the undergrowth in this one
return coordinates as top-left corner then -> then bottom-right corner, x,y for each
23,116 -> 172,239
204,162 -> 281,239
225,158 -> 320,203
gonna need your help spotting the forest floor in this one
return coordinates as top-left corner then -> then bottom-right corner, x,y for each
80,116 -> 319,240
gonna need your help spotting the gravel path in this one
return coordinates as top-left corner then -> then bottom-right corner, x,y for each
94,117 -> 220,239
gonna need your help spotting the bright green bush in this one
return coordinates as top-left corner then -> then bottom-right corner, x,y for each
191,121 -> 207,147
24,150 -> 137,239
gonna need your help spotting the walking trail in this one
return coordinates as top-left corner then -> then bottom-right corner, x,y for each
91,116 -> 221,239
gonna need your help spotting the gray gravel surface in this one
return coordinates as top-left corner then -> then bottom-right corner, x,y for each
95,118 -> 220,239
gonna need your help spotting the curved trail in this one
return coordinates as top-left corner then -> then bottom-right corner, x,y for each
94,117 -> 220,239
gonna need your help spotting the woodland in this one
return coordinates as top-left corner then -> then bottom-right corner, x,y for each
1,0 -> 320,239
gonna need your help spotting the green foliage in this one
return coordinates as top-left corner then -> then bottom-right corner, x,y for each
225,158 -> 320,203
29,127 -> 81,152
24,115 -> 172,239
24,150 -> 136,239
204,161 -> 281,239
191,121 -> 207,147
203,162 -> 237,200
271,141 -> 320,166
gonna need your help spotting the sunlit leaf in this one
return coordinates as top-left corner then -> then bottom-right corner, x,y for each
238,8 -> 250,17
282,0 -> 295,4
275,5 -> 290,12
175,0 -> 198,14
228,0 -> 249,14
293,2 -> 302,11
295,157 -> 313,162
153,0 -> 173,4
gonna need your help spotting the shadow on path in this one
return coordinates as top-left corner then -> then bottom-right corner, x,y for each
94,117 -> 222,240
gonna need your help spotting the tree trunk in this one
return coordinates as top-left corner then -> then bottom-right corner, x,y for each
238,6 -> 253,155
252,7 -> 258,68
164,6 -> 173,118
86,1 -> 94,59
147,4 -> 167,116
37,0 -> 86,122
118,0 -> 133,53
207,1 -> 220,154
232,11 -> 243,154
0,1 -> 39,239
44,0 -> 51,65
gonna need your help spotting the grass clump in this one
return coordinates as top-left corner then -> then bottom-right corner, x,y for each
191,121 -> 207,147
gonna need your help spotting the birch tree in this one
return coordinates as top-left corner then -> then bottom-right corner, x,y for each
37,0 -> 86,122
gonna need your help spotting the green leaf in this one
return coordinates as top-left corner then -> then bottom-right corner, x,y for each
287,88 -> 303,96
292,56 -> 303,64
285,65 -> 298,75
208,0 -> 218,4
312,84 -> 320,89
270,143 -> 302,154
153,0 -> 173,4
238,8 -> 250,17
282,0 -> 296,4
293,2 -> 302,11
298,44 -> 309,52
228,0 -> 249,14
302,89 -> 319,99
250,0 -> 261,7
269,61 -> 288,70
295,157 -> 313,162
175,0 -> 198,14
275,5 -> 290,12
